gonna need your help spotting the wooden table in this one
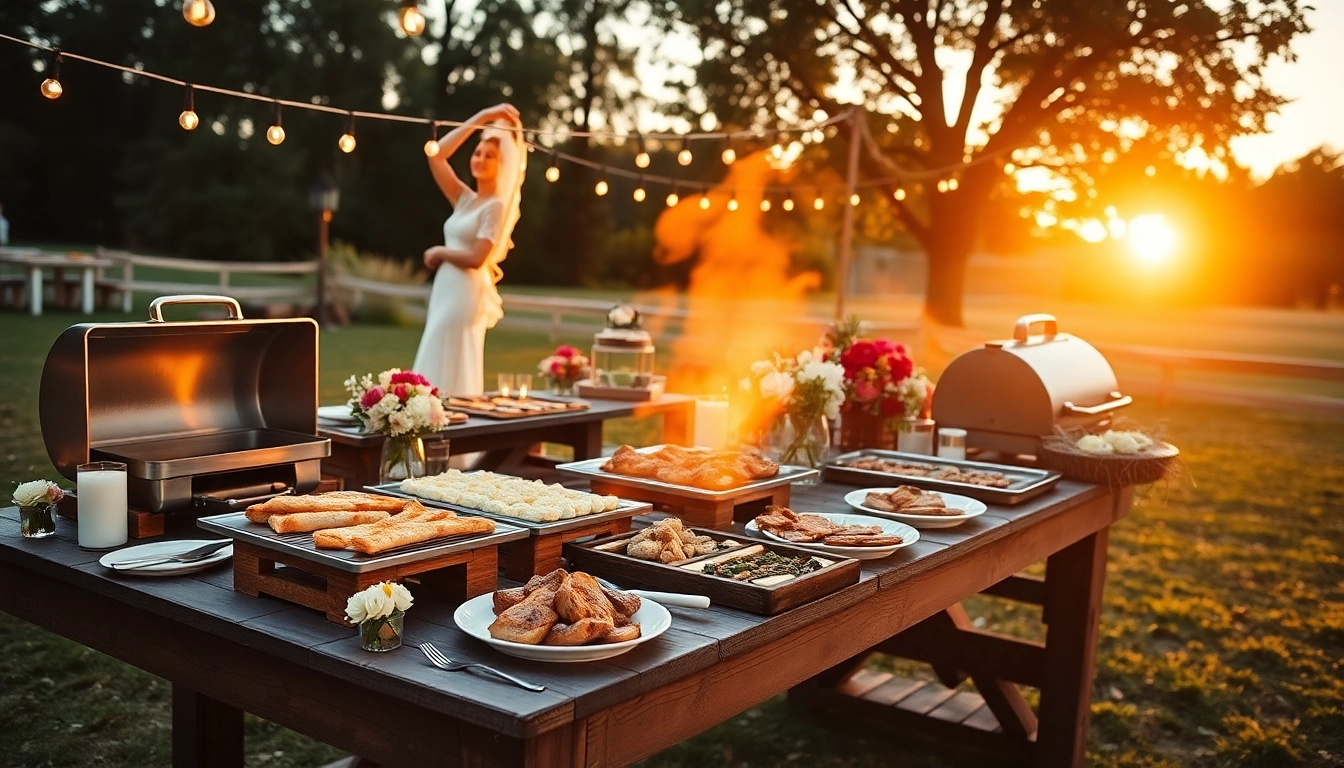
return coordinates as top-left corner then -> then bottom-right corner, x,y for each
0,476 -> 1130,768
0,248 -> 114,315
318,394 -> 695,489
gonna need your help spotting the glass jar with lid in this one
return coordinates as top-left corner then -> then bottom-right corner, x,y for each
589,329 -> 655,388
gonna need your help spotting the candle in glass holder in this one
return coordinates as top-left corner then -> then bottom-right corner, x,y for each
77,461 -> 128,549
693,395 -> 730,450
497,373 -> 514,398
516,374 -> 532,399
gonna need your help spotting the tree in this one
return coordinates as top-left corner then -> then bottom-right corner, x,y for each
670,0 -> 1311,325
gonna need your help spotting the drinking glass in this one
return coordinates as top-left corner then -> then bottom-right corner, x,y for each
516,374 -> 532,400
424,438 -> 452,476
77,461 -> 128,550
497,373 -> 515,398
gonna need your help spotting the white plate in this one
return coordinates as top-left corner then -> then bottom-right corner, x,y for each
843,488 -> 988,529
317,405 -> 359,424
453,592 -> 672,662
746,512 -> 919,560
99,539 -> 234,576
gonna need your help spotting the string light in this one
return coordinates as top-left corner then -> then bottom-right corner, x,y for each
398,0 -> 426,37
760,195 -> 771,212
423,121 -> 439,156
266,101 -> 285,145
813,192 -> 825,210
677,136 -> 692,166
338,112 -> 357,153
178,84 -> 198,130
727,190 -> 739,211
721,136 -> 736,165
182,0 -> 216,27
893,188 -> 906,201
634,133 -> 650,168
782,191 -> 795,211
633,177 -> 646,202
594,171 -> 609,196
771,131 -> 785,160
1004,162 -> 1016,174
545,152 -> 560,182
39,49 -> 62,99
699,191 -> 710,210
850,192 -> 860,206
937,179 -> 949,192
666,185 -> 679,207
948,177 -> 959,190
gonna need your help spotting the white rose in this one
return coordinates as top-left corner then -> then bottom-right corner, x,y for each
387,411 -> 413,435
404,393 -> 433,427
13,480 -> 59,507
759,371 -> 795,400
345,590 -> 373,623
378,369 -> 399,388
388,582 -> 414,612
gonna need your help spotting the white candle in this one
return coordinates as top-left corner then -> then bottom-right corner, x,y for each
77,463 -> 128,549
693,397 -> 730,450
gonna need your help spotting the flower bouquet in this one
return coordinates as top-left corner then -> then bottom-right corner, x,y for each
824,320 -> 933,451
346,581 -> 414,652
537,345 -> 590,394
14,480 -> 62,538
344,369 -> 453,481
739,350 -> 845,477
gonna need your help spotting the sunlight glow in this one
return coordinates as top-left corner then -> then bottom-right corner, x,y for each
1128,214 -> 1177,265
1077,219 -> 1108,243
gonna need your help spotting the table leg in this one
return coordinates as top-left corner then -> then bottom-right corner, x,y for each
27,265 -> 41,316
81,266 -> 95,314
1034,528 -> 1108,768
172,684 -> 244,768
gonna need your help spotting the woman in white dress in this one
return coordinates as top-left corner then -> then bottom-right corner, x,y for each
412,103 -> 526,396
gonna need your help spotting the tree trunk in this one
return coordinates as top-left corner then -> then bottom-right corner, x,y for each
916,171 -> 991,327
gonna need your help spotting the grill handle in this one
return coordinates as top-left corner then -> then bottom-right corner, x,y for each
1062,391 -> 1132,416
193,484 -> 293,512
148,294 -> 245,323
1012,313 -> 1059,344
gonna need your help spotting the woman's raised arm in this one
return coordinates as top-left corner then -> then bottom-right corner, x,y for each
427,103 -> 521,206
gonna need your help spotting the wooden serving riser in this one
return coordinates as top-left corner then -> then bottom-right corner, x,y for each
588,479 -> 791,530
496,515 -> 635,581
231,542 -> 498,624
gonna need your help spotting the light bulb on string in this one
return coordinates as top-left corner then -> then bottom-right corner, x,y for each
545,152 -> 560,182
783,191 -> 795,211
182,0 -> 216,27
760,195 -> 771,212
677,136 -> 692,166
633,178 -> 646,202
634,134 -> 650,169
699,191 -> 710,210
771,131 -> 785,160
424,121 -> 440,157
266,101 -> 285,145
937,179 -> 949,192
338,113 -> 357,153
178,84 -> 198,130
947,177 -> 959,191
894,187 -> 907,201
594,171 -> 609,197
666,185 -> 679,207
721,135 -> 736,165
727,190 -> 739,211
813,192 -> 825,211
850,192 -> 860,207
398,0 -> 426,36
40,50 -> 62,99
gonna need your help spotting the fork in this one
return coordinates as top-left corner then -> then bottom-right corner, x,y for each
418,643 -> 545,691
110,540 -> 233,569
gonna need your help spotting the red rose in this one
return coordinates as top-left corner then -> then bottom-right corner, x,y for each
550,361 -> 565,375
840,340 -> 879,373
393,384 -> 409,402
556,345 -> 580,358
879,397 -> 902,417
360,387 -> 385,409
885,352 -> 914,383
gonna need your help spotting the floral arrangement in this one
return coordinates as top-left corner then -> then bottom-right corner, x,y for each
607,303 -> 641,329
14,480 -> 63,509
14,480 -> 62,537
346,581 -> 414,652
343,369 -> 452,437
824,318 -> 932,419
537,345 -> 590,388
740,350 -> 846,466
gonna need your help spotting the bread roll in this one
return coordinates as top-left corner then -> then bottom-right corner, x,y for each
269,510 -> 390,534
348,517 -> 496,555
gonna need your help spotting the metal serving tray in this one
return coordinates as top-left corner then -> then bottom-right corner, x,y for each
366,482 -> 652,534
197,511 -> 528,574
825,449 -> 1062,505
555,445 -> 820,502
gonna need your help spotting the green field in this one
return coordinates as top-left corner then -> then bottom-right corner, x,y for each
0,302 -> 1341,767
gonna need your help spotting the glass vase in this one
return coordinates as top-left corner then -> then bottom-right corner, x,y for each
358,609 -> 405,652
379,435 -> 426,484
763,412 -> 829,485
19,502 -> 58,539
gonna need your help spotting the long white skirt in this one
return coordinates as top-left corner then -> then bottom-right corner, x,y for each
412,263 -> 493,397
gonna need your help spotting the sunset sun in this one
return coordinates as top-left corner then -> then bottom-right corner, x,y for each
1127,214 -> 1177,265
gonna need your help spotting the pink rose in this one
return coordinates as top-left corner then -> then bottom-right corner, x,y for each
393,384 -> 409,402
390,371 -> 431,387
360,387 -> 385,409
556,345 -> 581,358
550,361 -> 565,375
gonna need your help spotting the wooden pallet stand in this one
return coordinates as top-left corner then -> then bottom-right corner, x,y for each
588,478 -> 791,530
232,541 -> 498,624
497,515 -> 634,581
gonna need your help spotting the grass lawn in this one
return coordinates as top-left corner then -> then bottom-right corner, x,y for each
0,303 -> 1341,767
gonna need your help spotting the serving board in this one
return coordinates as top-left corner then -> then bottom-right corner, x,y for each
564,527 -> 861,614
366,483 -> 651,580
443,393 -> 591,420
826,449 -> 1062,505
197,511 -> 527,623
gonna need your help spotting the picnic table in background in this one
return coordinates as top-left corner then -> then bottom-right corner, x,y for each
0,248 -> 115,315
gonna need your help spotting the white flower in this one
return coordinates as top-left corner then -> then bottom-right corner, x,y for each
403,393 -> 433,425
759,371 -> 795,400
608,304 -> 637,327
345,581 -> 412,623
387,410 -> 413,436
749,360 -> 774,377
13,480 -> 61,507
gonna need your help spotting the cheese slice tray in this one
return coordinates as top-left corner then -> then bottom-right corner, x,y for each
197,511 -> 528,574
443,392 -> 591,420
556,445 -> 820,502
564,527 -> 860,614
366,482 -> 652,535
826,449 -> 1062,505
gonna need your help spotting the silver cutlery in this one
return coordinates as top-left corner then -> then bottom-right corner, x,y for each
595,577 -> 711,609
419,643 -> 546,691
110,540 -> 233,570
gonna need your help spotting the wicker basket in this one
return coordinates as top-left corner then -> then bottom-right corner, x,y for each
838,409 -> 897,453
1037,441 -> 1180,486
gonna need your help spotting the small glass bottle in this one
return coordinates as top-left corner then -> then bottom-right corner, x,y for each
937,428 -> 968,461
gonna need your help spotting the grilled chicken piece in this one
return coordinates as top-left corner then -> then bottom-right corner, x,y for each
543,617 -> 615,646
488,572 -> 567,644
600,624 -> 642,643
